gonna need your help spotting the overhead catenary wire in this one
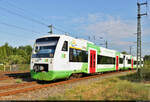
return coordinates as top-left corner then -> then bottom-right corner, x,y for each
0,6 -> 74,35
0,30 -> 37,39
0,6 -> 48,27
53,26 -> 70,34
3,0 -> 49,23
0,22 -> 42,34
0,0 -> 86,37
0,0 -> 76,35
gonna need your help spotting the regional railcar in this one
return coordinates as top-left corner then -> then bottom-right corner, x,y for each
30,34 -> 143,81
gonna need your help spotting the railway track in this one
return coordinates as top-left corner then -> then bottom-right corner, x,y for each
0,82 -> 37,90
0,71 -> 30,81
0,70 -> 29,75
0,77 -> 14,81
0,70 -> 136,97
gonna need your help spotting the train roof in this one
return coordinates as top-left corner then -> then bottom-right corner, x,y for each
37,34 -> 124,53
36,34 -> 140,58
36,34 -> 94,44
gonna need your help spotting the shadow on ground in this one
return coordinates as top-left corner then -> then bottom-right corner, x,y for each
5,72 -> 36,82
4,72 -> 71,84
118,72 -> 141,82
118,71 -> 150,83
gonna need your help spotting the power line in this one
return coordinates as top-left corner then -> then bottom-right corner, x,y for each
3,0 -> 49,23
0,22 -> 42,34
0,6 -> 48,26
0,30 -> 37,39
0,1 -> 85,37
53,26 -> 68,34
0,0 -> 76,35
0,0 -> 125,42
0,4 -> 74,35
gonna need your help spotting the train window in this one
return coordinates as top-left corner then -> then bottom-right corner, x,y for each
69,48 -> 73,61
134,61 -> 137,65
119,58 -> 123,64
128,59 -> 131,64
97,55 -> 115,64
134,61 -> 143,65
69,48 -> 88,62
141,61 -> 144,64
136,61 -> 143,65
138,61 -> 140,65
36,37 -> 59,43
62,41 -> 68,51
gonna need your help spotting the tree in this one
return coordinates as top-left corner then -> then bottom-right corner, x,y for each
0,43 -> 32,65
144,55 -> 150,61
121,51 -> 128,54
7,55 -> 25,65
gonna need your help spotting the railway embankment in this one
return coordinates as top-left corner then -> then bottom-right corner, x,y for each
45,65 -> 150,100
0,65 -> 150,100
0,69 -> 147,100
45,74 -> 150,100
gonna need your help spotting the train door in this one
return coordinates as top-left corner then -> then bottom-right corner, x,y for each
131,58 -> 133,70
116,56 -> 119,71
89,50 -> 96,73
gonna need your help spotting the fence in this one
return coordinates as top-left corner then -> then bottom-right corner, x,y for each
0,64 -> 30,71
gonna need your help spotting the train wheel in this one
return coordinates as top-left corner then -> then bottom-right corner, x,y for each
69,73 -> 83,80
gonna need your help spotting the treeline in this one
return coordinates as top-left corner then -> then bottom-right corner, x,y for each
144,55 -> 150,61
0,43 -> 150,65
0,43 -> 32,65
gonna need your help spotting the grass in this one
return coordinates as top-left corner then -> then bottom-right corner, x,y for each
15,79 -> 23,83
45,66 -> 150,100
46,76 -> 150,100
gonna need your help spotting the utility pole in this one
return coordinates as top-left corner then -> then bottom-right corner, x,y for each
88,36 -> 90,40
48,24 -> 53,34
105,40 -> 108,48
137,1 -> 147,71
129,46 -> 132,55
93,35 -> 96,44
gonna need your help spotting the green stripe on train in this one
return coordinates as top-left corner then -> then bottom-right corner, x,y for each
31,70 -> 72,81
31,64 -> 137,81
30,63 -> 88,81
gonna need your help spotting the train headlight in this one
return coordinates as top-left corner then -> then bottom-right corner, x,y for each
50,54 -> 53,57
40,66 -> 44,71
33,65 -> 38,72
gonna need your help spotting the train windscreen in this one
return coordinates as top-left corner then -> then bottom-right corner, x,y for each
32,37 -> 60,58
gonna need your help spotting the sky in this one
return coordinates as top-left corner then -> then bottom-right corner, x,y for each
0,0 -> 150,56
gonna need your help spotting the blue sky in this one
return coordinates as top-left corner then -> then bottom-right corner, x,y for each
0,0 -> 150,56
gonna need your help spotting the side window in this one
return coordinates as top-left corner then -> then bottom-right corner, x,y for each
128,59 -> 131,64
134,61 -> 136,65
69,48 -> 73,61
119,58 -> 123,64
97,55 -> 115,64
69,48 -> 88,62
62,41 -> 68,51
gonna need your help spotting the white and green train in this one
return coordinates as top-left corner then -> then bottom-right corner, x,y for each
30,34 -> 143,81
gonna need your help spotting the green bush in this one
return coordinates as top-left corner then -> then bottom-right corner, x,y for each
141,61 -> 150,81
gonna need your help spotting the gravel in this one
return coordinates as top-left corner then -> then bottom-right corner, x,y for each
0,71 -> 135,100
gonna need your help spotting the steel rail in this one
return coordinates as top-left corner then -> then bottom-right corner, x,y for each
0,70 -> 136,97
